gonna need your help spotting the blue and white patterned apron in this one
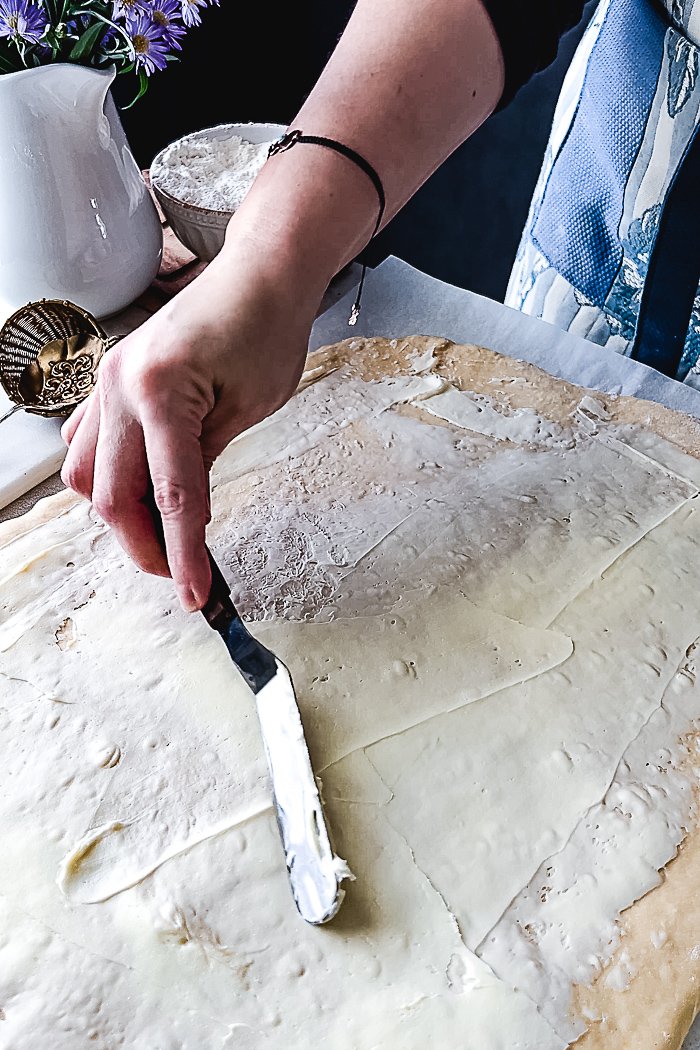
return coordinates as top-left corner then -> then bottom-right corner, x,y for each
505,0 -> 700,387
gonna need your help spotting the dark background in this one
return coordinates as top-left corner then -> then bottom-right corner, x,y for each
115,1 -> 596,303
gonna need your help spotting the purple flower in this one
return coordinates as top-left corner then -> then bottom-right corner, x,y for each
125,9 -> 170,73
111,0 -> 147,20
0,0 -> 47,43
180,0 -> 218,29
146,0 -> 185,49
99,23 -> 118,46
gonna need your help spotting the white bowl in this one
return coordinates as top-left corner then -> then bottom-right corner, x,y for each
149,121 -> 286,262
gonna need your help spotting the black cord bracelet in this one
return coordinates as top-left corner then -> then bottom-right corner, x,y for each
267,129 -> 386,326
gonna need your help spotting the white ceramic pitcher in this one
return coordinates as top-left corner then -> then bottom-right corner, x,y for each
0,63 -> 163,325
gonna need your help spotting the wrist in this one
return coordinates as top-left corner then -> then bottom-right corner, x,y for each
219,137 -> 382,295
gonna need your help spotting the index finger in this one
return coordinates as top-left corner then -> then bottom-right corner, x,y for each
142,419 -> 212,612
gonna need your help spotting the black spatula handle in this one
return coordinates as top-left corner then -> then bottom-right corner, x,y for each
142,481 -> 234,629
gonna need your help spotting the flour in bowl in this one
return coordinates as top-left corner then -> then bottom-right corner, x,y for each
153,130 -> 271,211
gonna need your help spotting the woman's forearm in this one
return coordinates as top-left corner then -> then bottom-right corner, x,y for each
224,0 -> 504,291
296,0 -> 504,218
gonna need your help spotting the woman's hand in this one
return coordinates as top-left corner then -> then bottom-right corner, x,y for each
60,238 -> 318,612
61,0 -> 504,613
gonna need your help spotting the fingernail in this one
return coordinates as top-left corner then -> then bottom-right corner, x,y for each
179,587 -> 199,613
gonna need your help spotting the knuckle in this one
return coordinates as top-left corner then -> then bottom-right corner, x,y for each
130,360 -> 170,406
153,479 -> 195,519
101,342 -> 167,408
97,346 -> 124,391
99,347 -> 119,379
91,491 -> 120,524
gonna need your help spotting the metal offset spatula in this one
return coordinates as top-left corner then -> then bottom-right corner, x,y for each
145,484 -> 347,926
199,548 -> 347,925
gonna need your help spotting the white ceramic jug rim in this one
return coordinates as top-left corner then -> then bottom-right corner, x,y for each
0,57 -> 162,324
1,61 -> 116,84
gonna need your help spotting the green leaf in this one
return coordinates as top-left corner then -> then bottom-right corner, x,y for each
120,70 -> 149,110
0,51 -> 18,74
67,18 -> 106,61
43,0 -> 71,25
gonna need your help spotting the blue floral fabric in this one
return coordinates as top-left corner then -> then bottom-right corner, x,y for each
505,0 -> 700,386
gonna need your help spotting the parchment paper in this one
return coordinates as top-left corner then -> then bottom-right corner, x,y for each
310,256 -> 700,419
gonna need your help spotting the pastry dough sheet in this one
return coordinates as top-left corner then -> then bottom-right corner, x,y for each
2,336 -> 700,1048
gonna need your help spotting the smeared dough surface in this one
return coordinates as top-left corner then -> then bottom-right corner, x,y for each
2,335 -> 700,1048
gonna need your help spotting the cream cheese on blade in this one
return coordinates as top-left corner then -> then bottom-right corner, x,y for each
2,351 -> 700,1046
251,658 -> 353,924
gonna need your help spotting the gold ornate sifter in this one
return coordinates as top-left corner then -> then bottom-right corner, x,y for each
0,298 -> 114,425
